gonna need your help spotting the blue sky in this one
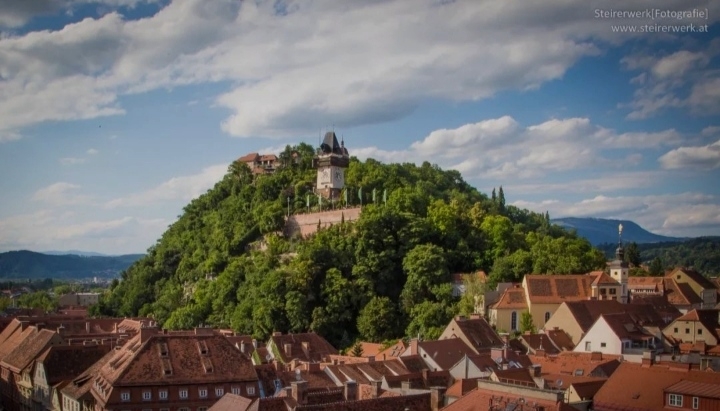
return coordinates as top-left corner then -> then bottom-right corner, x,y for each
0,0 -> 718,254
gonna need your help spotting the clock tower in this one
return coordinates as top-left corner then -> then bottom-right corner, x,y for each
313,131 -> 349,199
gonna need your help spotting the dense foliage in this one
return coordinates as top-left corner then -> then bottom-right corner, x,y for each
93,144 -> 605,348
0,251 -> 143,279
598,237 -> 720,276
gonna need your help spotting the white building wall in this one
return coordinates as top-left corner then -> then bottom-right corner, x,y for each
573,318 -> 623,356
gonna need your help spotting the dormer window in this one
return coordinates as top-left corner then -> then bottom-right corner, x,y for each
197,341 -> 209,356
669,394 -> 683,407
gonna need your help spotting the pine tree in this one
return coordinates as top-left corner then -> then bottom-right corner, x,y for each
649,257 -> 664,276
498,186 -> 506,214
491,188 -> 497,202
351,341 -> 364,357
545,211 -> 550,224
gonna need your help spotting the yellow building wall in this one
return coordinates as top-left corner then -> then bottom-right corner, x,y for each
543,303 -> 585,345
528,303 -> 561,330
490,308 -> 523,333
664,320 -> 718,345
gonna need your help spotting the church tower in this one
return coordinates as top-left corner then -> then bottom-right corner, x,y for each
313,131 -> 350,199
609,223 -> 629,303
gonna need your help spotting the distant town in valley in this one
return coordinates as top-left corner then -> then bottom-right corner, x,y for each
2,134 -> 720,411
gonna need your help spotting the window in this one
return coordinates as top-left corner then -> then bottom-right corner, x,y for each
511,312 -> 517,331
121,392 -> 130,402
609,288 -> 616,295
247,386 -> 256,396
693,397 -> 699,409
544,312 -> 551,323
686,329 -> 690,334
669,394 -> 683,407
698,329 -> 703,335
585,342 -> 591,351
179,389 -> 188,399
674,328 -> 678,333
231,387 -> 240,395
198,389 -> 208,398
215,388 -> 224,397
600,342 -> 606,348
159,390 -> 168,400
143,391 -> 151,401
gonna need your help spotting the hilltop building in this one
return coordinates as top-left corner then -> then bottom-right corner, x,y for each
313,131 -> 350,199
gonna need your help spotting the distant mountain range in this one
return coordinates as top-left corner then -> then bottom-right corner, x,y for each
0,250 -> 144,280
551,217 -> 686,245
41,250 -> 111,257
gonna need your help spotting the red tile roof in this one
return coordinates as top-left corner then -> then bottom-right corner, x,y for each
528,351 -> 621,378
418,338 -> 475,370
524,275 -> 594,304
665,379 -> 720,398
1,327 -> 60,373
359,342 -> 383,357
445,317 -> 503,353
208,393 -> 255,411
491,286 -> 527,309
563,300 -> 667,334
238,152 -> 260,162
520,334 -> 561,355
594,362 -> 720,411
96,329 -> 258,386
37,344 -> 110,385
374,340 -> 405,361
668,267 -> 717,290
545,329 -> 575,352
664,278 -> 703,305
671,309 -> 720,342
270,332 -> 338,363
442,380 -> 569,411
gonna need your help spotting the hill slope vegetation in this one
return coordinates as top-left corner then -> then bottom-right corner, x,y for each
94,144 -> 606,347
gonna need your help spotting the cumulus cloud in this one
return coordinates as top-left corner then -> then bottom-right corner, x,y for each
513,192 -> 720,237
659,139 -> 720,170
0,0 -> 159,28
1,0 -> 717,140
87,148 -> 99,155
32,182 -> 93,205
354,116 -> 681,180
105,163 -> 228,207
622,39 -> 720,119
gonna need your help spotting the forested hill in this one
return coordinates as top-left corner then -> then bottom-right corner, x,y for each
598,237 -> 720,276
94,143 -> 606,348
0,251 -> 143,279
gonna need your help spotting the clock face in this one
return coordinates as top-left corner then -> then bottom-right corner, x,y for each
334,169 -> 343,181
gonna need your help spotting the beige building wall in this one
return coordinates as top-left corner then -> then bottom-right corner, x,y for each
490,308 -> 522,333
664,320 -> 718,345
528,303 -> 561,330
543,303 -> 585,345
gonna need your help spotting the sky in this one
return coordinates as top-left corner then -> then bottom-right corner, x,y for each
0,0 -> 719,255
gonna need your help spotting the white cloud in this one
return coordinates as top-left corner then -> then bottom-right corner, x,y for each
0,0 -> 159,28
622,40 -> 720,119
513,192 -> 720,237
105,163 -> 228,207
59,157 -> 86,165
0,210 -> 168,254
2,0 -> 717,140
32,182 -> 93,205
502,171 -> 666,195
659,139 -> 720,170
354,116 -> 682,180
87,148 -> 99,155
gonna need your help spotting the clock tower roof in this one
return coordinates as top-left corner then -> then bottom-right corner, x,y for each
319,132 -> 348,157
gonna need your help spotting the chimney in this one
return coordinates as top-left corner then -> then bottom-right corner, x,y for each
86,321 -> 91,334
307,362 -> 320,373
113,322 -> 118,333
535,348 -> 546,357
284,343 -> 292,357
401,380 -> 411,394
470,313 -> 482,320
454,315 -> 465,321
422,369 -> 429,382
19,320 -> 29,331
273,331 -> 283,336
290,380 -> 307,404
57,325 -> 65,336
284,387 -> 292,398
302,341 -> 310,356
139,325 -> 158,343
343,380 -> 357,401
240,340 -> 246,353
642,350 -> 656,367
370,380 -> 381,398
430,387 -> 447,411
252,339 -> 258,349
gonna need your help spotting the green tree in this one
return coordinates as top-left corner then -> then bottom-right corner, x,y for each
625,242 -> 641,267
458,273 -> 486,316
520,311 -> 536,333
400,244 -> 449,312
497,186 -> 506,214
649,257 -> 664,276
357,296 -> 399,343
